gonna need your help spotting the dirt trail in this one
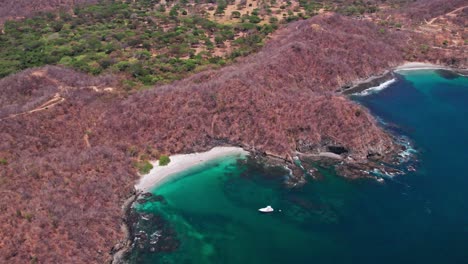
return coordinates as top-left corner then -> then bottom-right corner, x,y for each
1,69 -> 117,121
426,5 -> 467,24
1,93 -> 65,121
28,93 -> 65,113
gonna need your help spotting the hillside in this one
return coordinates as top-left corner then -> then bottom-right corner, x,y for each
0,0 -> 99,24
0,0 -> 407,86
0,14 -> 406,262
0,0 -> 466,263
0,0 -> 278,85
105,14 -> 408,158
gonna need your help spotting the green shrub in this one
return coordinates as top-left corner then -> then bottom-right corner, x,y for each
98,58 -> 114,69
169,6 -> 179,18
0,0 -> 279,88
0,60 -> 20,78
231,11 -> 241,19
420,44 -> 429,54
138,75 -> 161,85
240,22 -> 256,30
285,15 -> 299,23
122,79 -> 138,90
249,15 -> 261,24
115,61 -> 131,71
30,256 -> 38,264
159,155 -> 171,166
23,212 -> 34,222
135,160 -> 153,174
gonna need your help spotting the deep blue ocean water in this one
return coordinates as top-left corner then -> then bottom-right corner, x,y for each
129,70 -> 468,264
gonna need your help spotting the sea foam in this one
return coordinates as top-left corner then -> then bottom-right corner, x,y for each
354,78 -> 396,96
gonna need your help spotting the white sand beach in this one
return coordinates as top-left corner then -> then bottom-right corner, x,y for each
394,62 -> 448,71
135,146 -> 248,192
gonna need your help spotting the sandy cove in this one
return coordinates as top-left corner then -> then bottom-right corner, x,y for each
395,62 -> 468,76
135,146 -> 248,192
342,62 -> 465,95
135,62 -> 460,193
394,62 -> 449,71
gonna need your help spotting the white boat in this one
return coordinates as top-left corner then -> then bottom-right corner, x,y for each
258,205 -> 274,213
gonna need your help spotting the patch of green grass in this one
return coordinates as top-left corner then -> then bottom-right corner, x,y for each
135,160 -> 153,174
23,212 -> 34,222
159,155 -> 171,166
30,256 -> 38,264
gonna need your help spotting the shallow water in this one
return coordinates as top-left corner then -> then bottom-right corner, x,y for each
129,70 -> 468,264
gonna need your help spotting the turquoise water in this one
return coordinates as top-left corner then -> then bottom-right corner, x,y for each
129,70 -> 468,264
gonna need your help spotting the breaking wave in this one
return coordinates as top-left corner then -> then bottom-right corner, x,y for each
354,79 -> 397,96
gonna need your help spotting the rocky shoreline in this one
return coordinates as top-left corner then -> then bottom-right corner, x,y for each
110,191 -> 140,264
339,70 -> 396,95
112,61 -> 468,262
339,62 -> 467,96
113,138 -> 413,262
114,138 -> 413,262
111,62 -> 432,263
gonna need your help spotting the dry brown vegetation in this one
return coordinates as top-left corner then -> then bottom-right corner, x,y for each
0,0 -> 99,25
0,67 -> 136,263
401,0 -> 467,23
0,1 -> 467,263
0,15 -> 410,263
374,0 -> 467,67
104,14 -> 410,159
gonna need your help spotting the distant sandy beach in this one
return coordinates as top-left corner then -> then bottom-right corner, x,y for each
135,147 -> 248,192
394,62 -> 448,71
345,62 -> 460,95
